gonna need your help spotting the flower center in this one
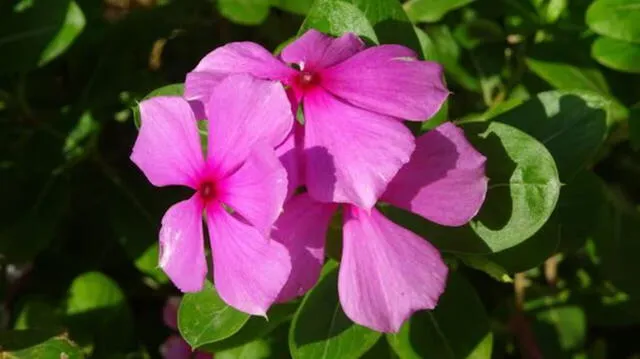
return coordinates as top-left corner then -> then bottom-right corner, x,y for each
296,71 -> 320,90
198,181 -> 217,202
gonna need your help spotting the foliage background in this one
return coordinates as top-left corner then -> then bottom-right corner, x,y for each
1,0 -> 640,358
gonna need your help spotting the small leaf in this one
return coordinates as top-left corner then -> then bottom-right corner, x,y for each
403,0 -> 475,23
457,255 -> 513,282
289,261 -> 381,359
64,272 -> 133,353
387,272 -> 493,359
591,36 -> 640,74
586,0 -> 640,43
217,0 -> 271,26
0,330 -> 84,359
300,0 -> 421,54
0,0 -> 85,73
178,281 -> 251,349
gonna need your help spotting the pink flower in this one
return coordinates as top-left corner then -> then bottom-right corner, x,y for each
131,74 -> 294,315
161,297 -> 213,359
272,123 -> 488,332
185,30 -> 449,209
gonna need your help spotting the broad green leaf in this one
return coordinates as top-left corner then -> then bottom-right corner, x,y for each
388,121 -> 561,254
217,0 -> 271,26
525,41 -> 628,122
202,302 -> 298,352
133,83 -> 185,128
300,0 -> 421,53
289,262 -> 381,359
0,330 -> 83,359
403,0 -> 475,23
0,0 -> 85,73
526,42 -> 611,97
178,281 -> 251,349
387,272 -> 492,359
270,0 -> 314,15
14,300 -> 63,331
215,339 -> 272,359
489,171 -> 605,272
65,272 -> 133,353
493,91 -> 609,180
586,0 -> 640,43
591,36 -> 640,74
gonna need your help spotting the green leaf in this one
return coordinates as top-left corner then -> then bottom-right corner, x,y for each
489,171 -> 605,272
133,83 -> 185,128
14,300 -> 63,331
526,298 -> 587,357
270,0 -> 315,15
202,302 -> 299,352
0,330 -> 84,359
64,272 -> 133,353
493,91 -> 609,180
403,0 -> 475,23
0,0 -> 85,74
387,272 -> 492,359
215,339 -> 272,359
289,261 -> 381,359
586,0 -> 640,43
387,121 -> 561,254
454,19 -> 505,50
178,281 -> 251,349
591,36 -> 640,74
300,0 -> 421,54
457,255 -> 513,282
217,0 -> 271,26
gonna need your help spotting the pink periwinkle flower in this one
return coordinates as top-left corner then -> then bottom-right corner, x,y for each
185,29 -> 449,209
131,74 -> 295,315
272,123 -> 488,332
161,297 -> 212,359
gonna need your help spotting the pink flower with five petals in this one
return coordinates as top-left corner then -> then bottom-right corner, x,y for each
185,30 -> 449,209
272,123 -> 488,332
131,74 -> 294,315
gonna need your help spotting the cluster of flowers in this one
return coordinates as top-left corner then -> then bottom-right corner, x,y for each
132,29 -> 488,335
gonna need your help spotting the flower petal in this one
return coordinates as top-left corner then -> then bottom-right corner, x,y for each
383,122 -> 488,226
184,71 -> 226,103
275,122 -> 305,200
192,42 -> 295,81
159,196 -> 207,293
131,96 -> 204,188
272,194 -> 338,302
281,29 -> 365,70
303,89 -> 415,209
339,206 -> 448,333
206,205 -> 291,316
206,74 -> 294,175
322,45 -> 449,121
220,142 -> 288,236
